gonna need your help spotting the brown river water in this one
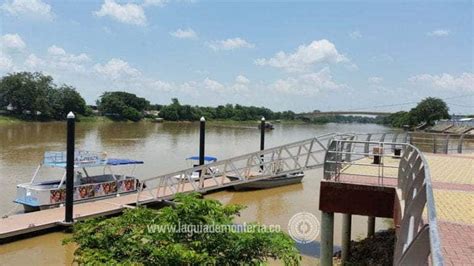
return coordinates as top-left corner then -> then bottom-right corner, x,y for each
0,121 -> 392,265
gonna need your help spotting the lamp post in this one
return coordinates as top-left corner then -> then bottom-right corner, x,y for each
260,117 -> 265,171
65,111 -> 75,224
199,117 -> 206,167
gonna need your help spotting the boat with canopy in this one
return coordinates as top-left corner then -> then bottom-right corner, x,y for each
15,151 -> 143,212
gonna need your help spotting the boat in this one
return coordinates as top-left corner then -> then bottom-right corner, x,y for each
227,172 -> 304,190
15,151 -> 143,212
173,155 -> 219,181
258,122 -> 275,130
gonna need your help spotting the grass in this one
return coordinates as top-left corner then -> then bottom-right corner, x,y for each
0,114 -> 23,124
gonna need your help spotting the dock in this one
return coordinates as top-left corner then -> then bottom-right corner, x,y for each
1,132 -> 473,265
321,138 -> 473,265
1,133 -> 334,241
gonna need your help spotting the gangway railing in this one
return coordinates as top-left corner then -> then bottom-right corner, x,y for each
136,133 -> 350,205
324,137 -> 443,265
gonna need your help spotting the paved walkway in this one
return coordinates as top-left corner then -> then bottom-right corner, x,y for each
339,153 -> 474,265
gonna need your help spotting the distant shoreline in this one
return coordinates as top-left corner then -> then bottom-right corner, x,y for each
0,114 -> 304,125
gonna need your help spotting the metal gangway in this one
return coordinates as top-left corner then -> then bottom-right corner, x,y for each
136,133 -> 349,205
135,132 -> 409,205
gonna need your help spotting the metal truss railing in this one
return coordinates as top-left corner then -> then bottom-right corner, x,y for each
136,133 -> 351,205
323,136 -> 443,265
409,131 -> 474,154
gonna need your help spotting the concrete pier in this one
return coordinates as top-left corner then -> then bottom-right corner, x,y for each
367,216 -> 375,237
320,211 -> 334,266
341,213 -> 352,263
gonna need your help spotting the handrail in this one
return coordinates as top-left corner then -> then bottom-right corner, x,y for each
323,136 -> 443,265
135,132 -> 350,205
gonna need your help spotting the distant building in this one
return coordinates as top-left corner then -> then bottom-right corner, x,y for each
144,110 -> 160,117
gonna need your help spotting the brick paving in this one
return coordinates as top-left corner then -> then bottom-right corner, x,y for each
338,152 -> 474,264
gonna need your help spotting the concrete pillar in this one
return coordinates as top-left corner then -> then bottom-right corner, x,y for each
341,213 -> 352,264
367,216 -> 375,237
321,211 -> 334,266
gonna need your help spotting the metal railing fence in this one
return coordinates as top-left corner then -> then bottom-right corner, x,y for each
323,137 -> 443,265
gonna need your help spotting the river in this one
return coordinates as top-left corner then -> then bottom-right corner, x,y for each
0,121 -> 393,265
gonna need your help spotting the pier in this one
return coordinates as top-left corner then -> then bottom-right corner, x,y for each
1,131 -> 473,265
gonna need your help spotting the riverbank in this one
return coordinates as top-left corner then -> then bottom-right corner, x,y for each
0,114 -> 303,125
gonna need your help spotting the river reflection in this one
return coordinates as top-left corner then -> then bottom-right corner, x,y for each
0,121 -> 392,265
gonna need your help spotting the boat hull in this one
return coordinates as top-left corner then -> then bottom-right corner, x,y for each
15,176 -> 140,212
228,172 -> 304,190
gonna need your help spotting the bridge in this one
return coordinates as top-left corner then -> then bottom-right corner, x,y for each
298,111 -> 393,118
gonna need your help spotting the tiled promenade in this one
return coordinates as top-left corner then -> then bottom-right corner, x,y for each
340,153 -> 474,265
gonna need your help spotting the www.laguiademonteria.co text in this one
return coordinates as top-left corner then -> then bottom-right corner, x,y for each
147,222 -> 281,234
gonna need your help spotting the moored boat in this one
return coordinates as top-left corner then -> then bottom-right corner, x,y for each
227,172 -> 304,190
15,151 -> 143,212
173,155 -> 219,181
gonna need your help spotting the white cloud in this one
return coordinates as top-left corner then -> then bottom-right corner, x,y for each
368,76 -> 383,84
208,38 -> 255,51
170,28 -> 197,39
94,58 -> 141,80
24,53 -> 43,68
95,0 -> 147,26
427,29 -> 450,37
1,0 -> 53,20
46,45 -> 90,71
409,72 -> 474,91
255,39 -> 348,72
235,75 -> 249,84
269,67 -> 347,95
349,30 -> 362,39
0,52 -> 14,71
0,33 -> 26,50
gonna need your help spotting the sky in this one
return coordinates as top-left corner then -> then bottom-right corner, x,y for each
0,0 -> 473,114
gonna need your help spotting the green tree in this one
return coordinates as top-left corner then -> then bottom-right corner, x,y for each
409,97 -> 450,126
66,193 -> 301,265
0,72 -> 87,120
49,85 -> 87,120
97,91 -> 149,121
0,72 -> 53,117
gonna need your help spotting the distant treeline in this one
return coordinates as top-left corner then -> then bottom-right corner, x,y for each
158,98 -> 296,121
0,72 -> 452,127
310,115 -> 384,124
0,72 -> 296,122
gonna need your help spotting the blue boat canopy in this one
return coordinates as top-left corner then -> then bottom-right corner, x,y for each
107,158 -> 144,166
186,156 -> 217,162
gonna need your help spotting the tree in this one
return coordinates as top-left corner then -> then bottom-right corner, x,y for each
97,91 -> 149,121
65,193 -> 301,265
409,97 -> 449,126
0,72 -> 87,120
49,85 -> 87,120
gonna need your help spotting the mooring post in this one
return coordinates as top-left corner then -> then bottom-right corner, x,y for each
367,216 -> 375,237
65,112 -> 75,224
341,213 -> 352,264
260,117 -> 265,171
199,116 -> 206,167
321,211 -> 334,266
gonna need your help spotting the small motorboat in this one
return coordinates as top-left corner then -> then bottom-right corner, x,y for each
227,172 -> 304,190
258,122 -> 275,130
15,151 -> 143,212
173,155 -> 219,181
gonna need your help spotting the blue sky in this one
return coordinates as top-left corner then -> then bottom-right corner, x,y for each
1,0 -> 473,113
